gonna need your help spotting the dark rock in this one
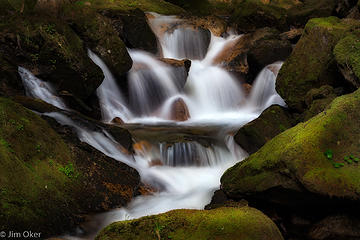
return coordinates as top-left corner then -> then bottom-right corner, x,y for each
111,117 -> 124,125
234,105 -> 293,154
214,27 -> 292,83
100,8 -> 158,54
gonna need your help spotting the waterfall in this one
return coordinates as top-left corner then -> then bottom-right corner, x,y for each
18,12 -> 287,240
18,67 -> 67,110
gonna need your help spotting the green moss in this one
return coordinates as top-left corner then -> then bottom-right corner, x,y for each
222,88 -> 360,199
334,31 -> 360,80
0,97 -> 82,234
276,17 -> 360,112
96,207 -> 284,240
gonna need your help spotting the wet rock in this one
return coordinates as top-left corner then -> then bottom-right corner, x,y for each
242,83 -> 252,96
100,8 -> 158,54
214,27 -> 292,82
169,97 -> 190,121
160,58 -> 191,88
234,105 -> 293,155
149,159 -> 163,167
0,57 -> 23,97
280,28 -> 303,44
111,117 -> 124,125
276,17 -> 360,112
96,207 -> 284,240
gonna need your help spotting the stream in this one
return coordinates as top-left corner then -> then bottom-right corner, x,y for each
19,13 -> 285,239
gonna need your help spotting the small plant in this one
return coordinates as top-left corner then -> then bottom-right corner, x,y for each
59,162 -> 79,178
324,149 -> 333,160
154,222 -> 165,240
16,124 -> 24,131
44,24 -> 56,35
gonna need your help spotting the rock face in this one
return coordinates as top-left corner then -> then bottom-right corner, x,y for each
169,98 -> 190,121
100,8 -> 158,54
214,27 -> 292,82
276,17 -> 360,112
221,89 -> 360,239
95,207 -> 284,240
0,98 -> 139,237
234,105 -> 293,155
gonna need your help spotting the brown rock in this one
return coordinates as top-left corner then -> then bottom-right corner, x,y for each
242,83 -> 252,96
149,159 -> 163,167
170,98 -> 190,121
112,117 -> 125,125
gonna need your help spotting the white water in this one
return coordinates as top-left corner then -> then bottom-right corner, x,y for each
19,13 -> 286,240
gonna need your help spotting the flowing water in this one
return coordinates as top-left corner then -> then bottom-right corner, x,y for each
19,13 -> 286,239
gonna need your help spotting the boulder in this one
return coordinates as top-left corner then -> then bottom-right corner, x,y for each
334,30 -> 360,88
160,58 -> 191,88
221,88 -> 360,239
100,8 -> 158,54
95,207 -> 284,240
0,97 -> 140,237
276,17 -> 360,112
214,27 -> 292,82
169,97 -> 190,121
234,105 -> 293,155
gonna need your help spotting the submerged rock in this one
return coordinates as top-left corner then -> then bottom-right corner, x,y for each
95,207 -> 284,240
276,17 -> 360,112
169,97 -> 190,121
234,105 -> 293,155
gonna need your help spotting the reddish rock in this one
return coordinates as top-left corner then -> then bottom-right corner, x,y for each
149,159 -> 163,167
170,98 -> 190,121
112,117 -> 125,125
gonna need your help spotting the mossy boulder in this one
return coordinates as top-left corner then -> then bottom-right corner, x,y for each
0,97 -> 139,237
334,30 -> 360,88
96,207 -> 284,240
222,88 -> 360,202
276,17 -> 360,112
234,105 -> 293,154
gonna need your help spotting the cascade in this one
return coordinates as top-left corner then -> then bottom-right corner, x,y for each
18,12 -> 286,239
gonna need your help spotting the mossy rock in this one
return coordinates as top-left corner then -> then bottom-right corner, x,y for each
276,17 -> 360,112
234,105 -> 293,154
222,88 -> 360,203
96,207 -> 284,240
334,30 -> 360,88
0,97 -> 140,236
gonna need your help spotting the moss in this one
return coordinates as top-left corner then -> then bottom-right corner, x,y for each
222,88 -> 360,200
96,207 -> 284,240
334,31 -> 360,81
79,0 -> 185,15
276,17 -> 360,112
0,97 -> 82,235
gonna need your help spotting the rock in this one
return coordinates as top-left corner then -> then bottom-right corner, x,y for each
149,159 -> 163,167
111,117 -> 124,125
334,30 -> 360,88
160,58 -> 191,88
222,88 -> 360,201
276,17 -> 360,112
234,105 -> 293,155
100,8 -> 158,54
0,57 -> 23,97
13,95 -> 60,113
34,0 -> 69,16
169,97 -> 190,121
221,89 -> 360,239
215,27 -> 292,82
280,28 -> 303,44
309,215 -> 360,240
0,97 -> 140,237
95,207 -> 284,240
242,83 -> 252,96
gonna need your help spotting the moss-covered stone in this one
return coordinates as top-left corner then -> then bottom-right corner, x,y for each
234,105 -> 293,154
96,207 -> 284,240
0,97 -> 139,237
334,30 -> 360,88
222,88 -> 360,201
276,17 -> 360,112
